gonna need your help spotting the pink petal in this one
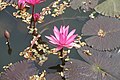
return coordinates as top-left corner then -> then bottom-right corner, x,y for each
49,41 -> 59,45
65,43 -> 74,48
60,26 -> 69,43
50,35 -> 59,43
45,35 -> 58,44
60,25 -> 63,33
59,33 -> 66,44
18,0 -> 26,9
26,0 -> 45,5
45,36 -> 53,40
62,26 -> 65,34
61,26 -> 66,35
53,26 -> 60,41
56,46 -> 63,51
63,26 -> 65,29
66,34 -> 77,44
64,25 -> 69,36
39,0 -> 45,3
67,29 -> 76,40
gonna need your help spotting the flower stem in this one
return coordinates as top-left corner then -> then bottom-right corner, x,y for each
60,48 -> 66,80
30,5 -> 35,28
32,5 -> 34,17
60,48 -> 65,66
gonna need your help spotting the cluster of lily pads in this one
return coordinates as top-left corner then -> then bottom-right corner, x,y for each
1,0 -> 120,80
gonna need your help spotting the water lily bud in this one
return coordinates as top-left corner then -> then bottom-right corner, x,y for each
4,30 -> 10,39
33,13 -> 40,22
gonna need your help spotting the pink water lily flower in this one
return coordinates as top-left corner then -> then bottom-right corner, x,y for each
18,0 -> 26,9
26,0 -> 45,5
45,26 -> 78,51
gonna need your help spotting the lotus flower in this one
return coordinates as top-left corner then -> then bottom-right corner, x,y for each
45,26 -> 77,51
26,0 -> 45,5
18,0 -> 26,9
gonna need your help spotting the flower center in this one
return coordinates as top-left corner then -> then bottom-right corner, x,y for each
92,65 -> 101,72
97,29 -> 106,37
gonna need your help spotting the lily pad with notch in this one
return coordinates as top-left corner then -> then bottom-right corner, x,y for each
64,46 -> 120,80
82,16 -> 120,51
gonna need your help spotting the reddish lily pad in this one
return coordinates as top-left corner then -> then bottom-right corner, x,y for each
82,16 -> 120,51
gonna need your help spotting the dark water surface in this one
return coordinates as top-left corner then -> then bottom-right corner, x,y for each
0,1 -> 90,72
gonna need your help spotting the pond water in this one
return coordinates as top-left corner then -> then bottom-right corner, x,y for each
0,9 -> 30,71
1,0 -> 120,80
0,0 -> 90,72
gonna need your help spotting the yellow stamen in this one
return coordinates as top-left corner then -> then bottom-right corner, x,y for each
98,29 -> 106,37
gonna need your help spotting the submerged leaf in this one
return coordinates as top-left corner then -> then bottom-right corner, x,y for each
70,0 -> 98,11
0,60 -> 37,80
82,16 -> 120,51
95,0 -> 120,17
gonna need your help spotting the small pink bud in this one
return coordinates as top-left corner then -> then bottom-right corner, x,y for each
4,30 -> 10,39
33,13 -> 40,22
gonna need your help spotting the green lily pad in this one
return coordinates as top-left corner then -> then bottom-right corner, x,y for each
95,0 -> 120,17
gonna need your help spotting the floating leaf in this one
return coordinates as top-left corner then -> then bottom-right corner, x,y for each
64,46 -> 120,80
70,0 -> 98,11
78,46 -> 120,78
82,16 -> 120,51
77,46 -> 118,64
64,59 -> 120,80
95,0 -> 120,17
0,60 -> 37,80
3,0 -> 18,4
